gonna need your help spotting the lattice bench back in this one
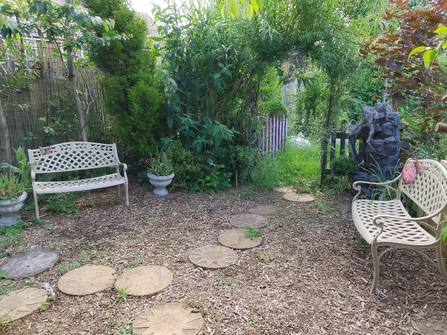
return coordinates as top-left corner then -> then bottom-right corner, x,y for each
28,142 -> 121,173
399,159 -> 447,225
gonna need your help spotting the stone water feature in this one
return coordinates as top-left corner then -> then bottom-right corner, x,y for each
348,102 -> 401,197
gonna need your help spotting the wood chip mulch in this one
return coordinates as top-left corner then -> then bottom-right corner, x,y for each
0,177 -> 446,334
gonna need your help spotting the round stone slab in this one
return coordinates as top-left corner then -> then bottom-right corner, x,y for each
218,229 -> 262,250
0,248 -> 59,279
58,265 -> 117,296
229,213 -> 268,228
133,303 -> 203,335
0,287 -> 47,323
189,245 -> 238,269
283,193 -> 315,202
247,205 -> 279,216
115,266 -> 173,296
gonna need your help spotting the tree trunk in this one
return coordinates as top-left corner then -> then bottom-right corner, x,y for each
0,98 -> 12,165
319,77 -> 336,188
67,51 -> 88,142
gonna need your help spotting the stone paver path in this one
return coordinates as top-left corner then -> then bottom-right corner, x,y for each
0,287 -> 47,323
189,245 -> 238,269
0,247 -> 59,279
229,213 -> 268,228
218,229 -> 262,250
115,265 -> 173,296
283,193 -> 315,202
133,303 -> 203,335
247,205 -> 279,215
58,265 -> 117,295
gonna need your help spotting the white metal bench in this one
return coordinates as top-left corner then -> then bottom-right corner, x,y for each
28,142 -> 129,219
352,158 -> 447,293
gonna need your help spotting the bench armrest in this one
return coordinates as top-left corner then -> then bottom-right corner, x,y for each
352,174 -> 401,201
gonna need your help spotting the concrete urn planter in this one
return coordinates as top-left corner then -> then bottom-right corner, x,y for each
0,191 -> 27,226
147,173 -> 175,196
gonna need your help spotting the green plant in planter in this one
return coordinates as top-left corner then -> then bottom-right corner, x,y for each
146,151 -> 173,176
0,147 -> 31,200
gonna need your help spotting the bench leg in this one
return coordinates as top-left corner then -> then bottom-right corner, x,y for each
33,192 -> 40,220
371,244 -> 380,294
435,243 -> 447,285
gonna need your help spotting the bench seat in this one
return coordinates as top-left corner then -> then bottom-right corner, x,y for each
352,159 -> 447,293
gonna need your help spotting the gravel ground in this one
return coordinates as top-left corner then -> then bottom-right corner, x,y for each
0,178 -> 446,335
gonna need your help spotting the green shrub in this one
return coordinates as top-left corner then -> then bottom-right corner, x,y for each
330,155 -> 356,176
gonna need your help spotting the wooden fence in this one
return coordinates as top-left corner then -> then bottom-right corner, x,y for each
260,114 -> 288,154
1,62 -> 110,163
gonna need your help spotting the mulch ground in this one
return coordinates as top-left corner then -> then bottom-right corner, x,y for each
0,177 -> 446,334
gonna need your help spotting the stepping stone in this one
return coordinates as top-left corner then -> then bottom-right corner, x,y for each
115,266 -> 173,296
58,265 -> 117,296
283,193 -> 315,202
0,287 -> 47,323
0,247 -> 59,279
218,229 -> 262,250
247,205 -> 279,215
229,213 -> 268,228
275,186 -> 296,193
189,245 -> 238,269
133,303 -> 203,335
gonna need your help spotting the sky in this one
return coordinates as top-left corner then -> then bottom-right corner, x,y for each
130,0 -> 167,14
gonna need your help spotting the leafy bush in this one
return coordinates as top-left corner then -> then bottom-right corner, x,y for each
331,156 -> 356,176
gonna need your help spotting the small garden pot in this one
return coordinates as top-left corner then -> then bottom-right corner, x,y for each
0,191 -> 28,226
147,173 -> 175,196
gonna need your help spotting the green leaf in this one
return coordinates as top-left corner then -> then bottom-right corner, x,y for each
246,4 -> 253,20
434,24 -> 447,34
251,0 -> 259,13
228,0 -> 240,18
408,46 -> 427,59
423,49 -> 437,68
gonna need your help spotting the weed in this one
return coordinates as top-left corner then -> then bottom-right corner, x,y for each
31,216 -> 42,224
38,303 -> 46,312
45,224 -> 52,230
0,279 -> 12,294
160,240 -> 170,245
118,324 -> 136,335
101,299 -> 111,306
254,251 -> 267,260
58,262 -> 69,274
69,226 -> 75,233
103,320 -> 114,326
128,235 -> 139,240
0,270 -> 7,279
129,258 -> 140,268
116,288 -> 129,304
41,193 -> 80,214
248,314 -> 257,322
310,192 -> 332,213
221,278 -> 232,286
244,227 -> 262,239
73,239 -> 81,247
79,250 -> 87,266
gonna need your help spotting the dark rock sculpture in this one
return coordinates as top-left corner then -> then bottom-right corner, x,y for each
349,102 -> 401,196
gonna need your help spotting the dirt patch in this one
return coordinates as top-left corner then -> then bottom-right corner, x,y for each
0,178 -> 446,334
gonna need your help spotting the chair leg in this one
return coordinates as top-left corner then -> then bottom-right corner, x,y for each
371,243 -> 380,294
435,243 -> 447,285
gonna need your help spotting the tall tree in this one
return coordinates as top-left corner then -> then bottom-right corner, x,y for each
84,0 -> 165,159
0,0 -> 121,143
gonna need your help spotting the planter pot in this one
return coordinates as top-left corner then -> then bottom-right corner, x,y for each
147,173 -> 175,196
0,191 -> 28,226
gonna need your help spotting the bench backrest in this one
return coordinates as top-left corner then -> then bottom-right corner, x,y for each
28,142 -> 120,174
399,159 -> 447,224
